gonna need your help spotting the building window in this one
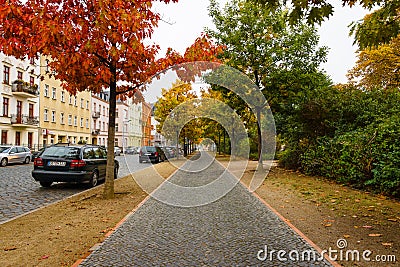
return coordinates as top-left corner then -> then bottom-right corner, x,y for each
68,114 -> 72,125
103,107 -> 106,116
116,123 -> 119,132
69,94 -> 72,105
116,111 -> 119,118
44,85 -> 49,97
17,71 -> 23,80
3,66 -> 10,84
51,110 -> 56,122
86,119 -> 89,128
94,103 -> 97,112
60,112 -> 64,124
86,100 -> 89,109
80,98 -> 84,108
29,103 -> 34,118
52,87 -> 56,99
80,117 -> 83,127
61,91 -> 65,102
30,58 -> 35,65
103,122 -> 105,131
74,97 -> 77,106
1,130 -> 7,145
74,116 -> 77,126
44,109 -> 48,121
30,76 -> 34,86
2,97 -> 9,117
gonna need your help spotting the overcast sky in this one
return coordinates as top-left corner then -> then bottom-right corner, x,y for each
145,0 -> 371,103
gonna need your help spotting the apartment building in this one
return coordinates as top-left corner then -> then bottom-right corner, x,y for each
115,99 -> 129,149
142,101 -> 152,146
91,92 -> 109,146
126,99 -> 142,148
38,56 -> 91,146
0,53 -> 40,148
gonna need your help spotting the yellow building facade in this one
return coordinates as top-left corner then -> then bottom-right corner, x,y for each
38,56 -> 91,146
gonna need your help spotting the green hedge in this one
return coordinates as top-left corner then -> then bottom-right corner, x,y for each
300,116 -> 400,197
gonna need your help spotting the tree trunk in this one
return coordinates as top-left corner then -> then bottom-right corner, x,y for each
103,74 -> 117,199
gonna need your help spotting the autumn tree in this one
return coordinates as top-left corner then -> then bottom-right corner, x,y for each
153,80 -> 197,156
347,35 -> 400,89
0,0 -> 222,198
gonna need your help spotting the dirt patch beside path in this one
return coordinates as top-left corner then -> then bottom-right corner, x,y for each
0,162 -> 178,267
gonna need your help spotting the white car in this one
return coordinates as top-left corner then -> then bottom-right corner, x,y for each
0,145 -> 32,167
114,146 -> 122,156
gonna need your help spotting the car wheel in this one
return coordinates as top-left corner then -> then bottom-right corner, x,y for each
24,157 -> 30,164
89,170 -> 99,187
39,181 -> 52,187
0,158 -> 7,167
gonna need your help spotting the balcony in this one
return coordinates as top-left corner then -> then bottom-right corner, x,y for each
92,111 -> 101,118
91,129 -> 101,135
11,80 -> 39,98
10,114 -> 39,127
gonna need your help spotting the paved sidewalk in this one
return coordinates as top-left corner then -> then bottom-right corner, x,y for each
78,152 -> 333,266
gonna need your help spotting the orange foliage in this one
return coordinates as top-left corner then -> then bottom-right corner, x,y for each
0,0 -> 223,98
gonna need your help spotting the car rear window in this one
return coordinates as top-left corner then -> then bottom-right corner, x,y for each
42,146 -> 80,159
143,146 -> 156,152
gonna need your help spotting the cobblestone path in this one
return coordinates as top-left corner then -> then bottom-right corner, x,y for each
79,152 -> 333,266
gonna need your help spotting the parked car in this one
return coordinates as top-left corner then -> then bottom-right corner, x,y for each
32,143 -> 119,188
125,146 -> 138,155
0,145 -> 32,167
31,147 -> 47,160
163,146 -> 176,159
139,146 -> 166,163
114,146 -> 122,156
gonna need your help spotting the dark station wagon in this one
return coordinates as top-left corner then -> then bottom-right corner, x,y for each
32,144 -> 119,188
138,146 -> 166,163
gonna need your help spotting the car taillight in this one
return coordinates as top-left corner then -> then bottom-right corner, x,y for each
155,152 -> 158,157
34,157 -> 44,167
70,159 -> 86,168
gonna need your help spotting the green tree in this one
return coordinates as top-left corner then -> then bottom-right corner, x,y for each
253,0 -> 400,49
154,80 -> 197,156
206,0 -> 329,163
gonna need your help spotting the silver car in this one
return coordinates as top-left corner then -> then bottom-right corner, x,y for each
0,145 -> 32,167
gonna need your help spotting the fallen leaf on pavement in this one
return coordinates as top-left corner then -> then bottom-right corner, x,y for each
388,218 -> 397,222
4,246 -> 17,251
343,235 -> 351,238
40,255 -> 49,260
382,243 -> 393,246
368,234 -> 382,237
